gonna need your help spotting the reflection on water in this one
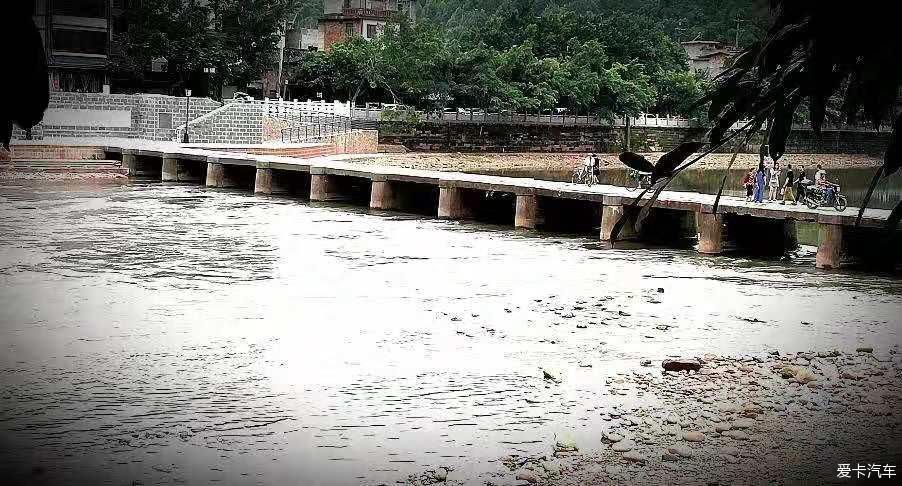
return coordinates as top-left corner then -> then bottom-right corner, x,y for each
1,181 -> 900,485
476,167 -> 902,210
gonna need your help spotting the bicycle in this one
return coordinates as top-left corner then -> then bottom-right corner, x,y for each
626,169 -> 652,192
571,165 -> 598,186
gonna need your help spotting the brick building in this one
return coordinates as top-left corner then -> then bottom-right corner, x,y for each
32,0 -> 125,93
319,0 -> 418,51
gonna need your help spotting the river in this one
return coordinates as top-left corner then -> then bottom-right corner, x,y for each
1,180 -> 900,485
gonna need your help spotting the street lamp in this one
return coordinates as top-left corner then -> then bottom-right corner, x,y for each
182,88 -> 192,144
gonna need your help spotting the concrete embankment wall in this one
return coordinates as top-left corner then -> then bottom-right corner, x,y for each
180,130 -> 378,158
10,92 -> 267,144
376,122 -> 891,155
12,92 -> 223,142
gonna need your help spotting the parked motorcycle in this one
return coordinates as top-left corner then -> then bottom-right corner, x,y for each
803,184 -> 848,212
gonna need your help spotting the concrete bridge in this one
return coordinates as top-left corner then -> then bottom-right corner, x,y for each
106,143 -> 896,271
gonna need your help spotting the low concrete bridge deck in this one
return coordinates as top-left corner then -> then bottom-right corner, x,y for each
106,143 -> 895,270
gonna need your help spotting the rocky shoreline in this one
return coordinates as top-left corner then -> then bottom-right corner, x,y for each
407,349 -> 901,486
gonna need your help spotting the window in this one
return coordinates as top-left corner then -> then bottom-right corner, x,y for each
158,113 -> 172,129
345,23 -> 355,36
52,0 -> 107,18
366,24 -> 377,39
52,28 -> 107,55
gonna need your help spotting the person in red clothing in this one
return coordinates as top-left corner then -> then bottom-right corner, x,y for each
741,167 -> 755,202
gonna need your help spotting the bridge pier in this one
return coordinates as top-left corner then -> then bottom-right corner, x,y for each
514,194 -> 539,229
205,162 -> 225,187
370,178 -> 397,210
438,186 -> 475,219
816,223 -> 844,270
696,212 -> 724,254
310,172 -> 340,201
161,157 -> 179,182
122,150 -> 137,175
205,160 -> 245,188
254,168 -> 290,195
783,220 -> 799,251
600,204 -> 638,241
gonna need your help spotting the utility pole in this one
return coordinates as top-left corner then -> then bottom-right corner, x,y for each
275,20 -> 287,99
734,17 -> 745,49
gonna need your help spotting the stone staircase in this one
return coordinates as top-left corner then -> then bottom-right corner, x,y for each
2,144 -> 126,174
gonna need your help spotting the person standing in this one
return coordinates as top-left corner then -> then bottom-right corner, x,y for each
753,162 -> 767,203
591,153 -> 601,182
782,164 -> 796,205
742,167 -> 755,202
768,160 -> 780,201
796,167 -> 808,203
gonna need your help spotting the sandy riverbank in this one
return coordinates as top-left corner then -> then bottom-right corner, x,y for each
407,349 -> 901,485
353,152 -> 883,173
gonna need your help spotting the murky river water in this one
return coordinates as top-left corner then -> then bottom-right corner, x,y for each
1,180 -> 900,485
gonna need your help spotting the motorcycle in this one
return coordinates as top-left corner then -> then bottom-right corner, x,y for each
803,184 -> 848,212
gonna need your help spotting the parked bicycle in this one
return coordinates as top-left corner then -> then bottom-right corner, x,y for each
803,184 -> 848,212
571,165 -> 598,186
626,169 -> 652,191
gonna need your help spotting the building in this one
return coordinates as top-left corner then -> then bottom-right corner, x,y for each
681,41 -> 739,78
319,0 -> 418,51
33,0 -> 123,93
286,26 -> 325,53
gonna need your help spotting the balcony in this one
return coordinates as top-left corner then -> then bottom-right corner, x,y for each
341,8 -> 395,19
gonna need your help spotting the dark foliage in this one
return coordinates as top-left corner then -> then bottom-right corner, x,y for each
0,2 -> 48,149
620,141 -> 706,184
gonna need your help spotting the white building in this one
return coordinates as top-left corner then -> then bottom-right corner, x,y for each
681,40 -> 739,78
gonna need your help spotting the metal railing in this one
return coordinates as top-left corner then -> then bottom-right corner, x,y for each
350,107 -> 700,128
280,114 -> 352,143
349,107 -> 883,132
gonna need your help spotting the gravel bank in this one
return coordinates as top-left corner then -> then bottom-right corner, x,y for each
407,349 -> 901,485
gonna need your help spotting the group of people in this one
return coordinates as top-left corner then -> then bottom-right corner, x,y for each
741,145 -> 838,205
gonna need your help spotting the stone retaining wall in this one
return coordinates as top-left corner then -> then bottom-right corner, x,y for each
377,122 -> 890,155
9,145 -> 106,160
328,129 -> 379,155
11,92 -> 222,142
180,102 -> 264,144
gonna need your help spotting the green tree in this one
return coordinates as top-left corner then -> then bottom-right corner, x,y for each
114,0 -> 297,95
114,0 -> 216,92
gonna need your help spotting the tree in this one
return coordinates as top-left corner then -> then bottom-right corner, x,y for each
114,0 -> 216,93
215,0 -> 299,92
114,0 -> 297,95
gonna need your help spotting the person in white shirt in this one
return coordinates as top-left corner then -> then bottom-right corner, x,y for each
768,160 -> 781,201
815,165 -> 827,186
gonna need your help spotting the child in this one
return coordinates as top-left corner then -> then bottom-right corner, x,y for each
742,168 -> 755,202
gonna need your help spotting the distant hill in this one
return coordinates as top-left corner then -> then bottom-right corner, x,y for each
419,0 -> 770,47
